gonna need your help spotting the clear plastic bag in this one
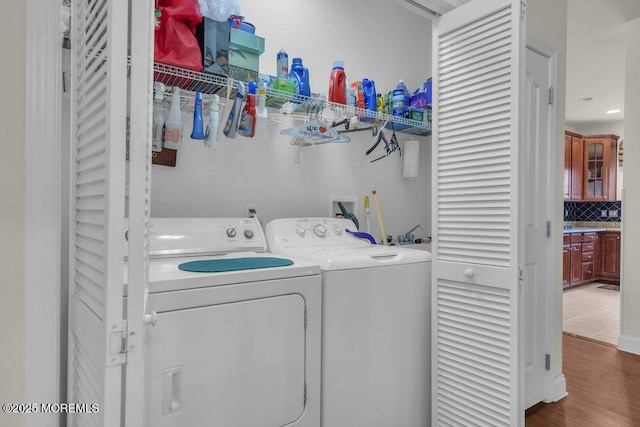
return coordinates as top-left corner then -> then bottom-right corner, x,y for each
199,0 -> 241,22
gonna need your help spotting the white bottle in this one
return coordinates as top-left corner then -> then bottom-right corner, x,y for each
163,87 -> 183,150
152,82 -> 165,152
254,82 -> 268,139
204,94 -> 220,150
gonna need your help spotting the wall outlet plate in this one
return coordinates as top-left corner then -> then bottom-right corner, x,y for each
245,204 -> 257,218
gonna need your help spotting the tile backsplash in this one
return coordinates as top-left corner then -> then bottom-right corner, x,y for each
564,201 -> 622,222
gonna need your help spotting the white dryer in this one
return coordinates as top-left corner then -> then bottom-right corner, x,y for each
265,218 -> 432,427
124,218 -> 321,427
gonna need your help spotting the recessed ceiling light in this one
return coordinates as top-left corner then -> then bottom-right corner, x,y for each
606,109 -> 621,114
577,97 -> 594,102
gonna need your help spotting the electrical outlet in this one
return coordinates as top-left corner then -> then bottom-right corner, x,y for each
245,204 -> 257,218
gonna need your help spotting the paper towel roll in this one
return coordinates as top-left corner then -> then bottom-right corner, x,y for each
402,139 -> 420,179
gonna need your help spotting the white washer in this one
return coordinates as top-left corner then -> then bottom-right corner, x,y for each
265,218 -> 431,427
124,218 -> 321,427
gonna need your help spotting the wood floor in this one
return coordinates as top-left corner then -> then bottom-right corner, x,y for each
525,333 -> 640,426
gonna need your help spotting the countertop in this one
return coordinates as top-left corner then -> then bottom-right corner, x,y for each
563,227 -> 621,234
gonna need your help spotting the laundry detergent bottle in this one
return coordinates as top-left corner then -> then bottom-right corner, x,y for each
290,57 -> 311,97
328,59 -> 346,104
362,78 -> 377,112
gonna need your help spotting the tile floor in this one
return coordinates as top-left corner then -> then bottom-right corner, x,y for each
563,282 -> 620,345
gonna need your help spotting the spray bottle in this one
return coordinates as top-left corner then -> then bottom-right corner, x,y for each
254,82 -> 268,139
223,81 -> 245,139
204,94 -> 220,149
163,87 -> 183,150
152,82 -> 165,152
238,80 -> 257,138
190,91 -> 205,140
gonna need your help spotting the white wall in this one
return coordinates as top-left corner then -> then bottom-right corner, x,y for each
151,0 -> 433,242
0,2 -> 25,427
527,0 -> 569,400
620,17 -> 640,353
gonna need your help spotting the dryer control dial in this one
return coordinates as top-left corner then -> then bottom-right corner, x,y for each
296,226 -> 306,237
313,224 -> 327,237
244,229 -> 254,239
334,226 -> 343,235
226,227 -> 237,238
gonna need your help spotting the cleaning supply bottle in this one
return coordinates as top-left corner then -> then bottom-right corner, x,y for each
238,80 -> 257,138
329,59 -> 346,104
398,79 -> 410,117
163,86 -> 183,150
376,93 -> 384,113
254,82 -> 268,139
290,57 -> 311,97
362,78 -> 377,112
190,91 -> 205,140
277,49 -> 288,79
204,94 -> 220,149
152,82 -> 165,152
223,81 -> 245,138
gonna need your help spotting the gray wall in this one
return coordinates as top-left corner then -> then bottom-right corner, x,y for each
150,0 -> 433,242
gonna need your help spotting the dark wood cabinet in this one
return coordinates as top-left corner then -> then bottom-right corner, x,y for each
564,131 -> 584,201
562,230 -> 620,288
562,236 -> 571,287
564,132 -> 618,201
600,232 -> 621,282
582,136 -> 618,201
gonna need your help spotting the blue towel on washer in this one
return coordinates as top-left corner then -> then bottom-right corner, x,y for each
178,257 -> 294,273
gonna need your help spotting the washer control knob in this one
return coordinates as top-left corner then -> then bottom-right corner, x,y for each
244,229 -> 254,239
334,226 -> 343,235
296,226 -> 306,237
314,224 -> 327,237
226,227 -> 237,238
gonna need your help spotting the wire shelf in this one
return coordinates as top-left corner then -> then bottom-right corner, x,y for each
149,62 -> 432,136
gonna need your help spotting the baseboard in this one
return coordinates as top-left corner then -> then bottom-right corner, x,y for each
551,373 -> 567,402
618,335 -> 640,355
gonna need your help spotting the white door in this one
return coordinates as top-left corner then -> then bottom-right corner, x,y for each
67,0 -> 130,425
68,0 -> 152,425
523,41 -> 554,409
432,0 -> 525,425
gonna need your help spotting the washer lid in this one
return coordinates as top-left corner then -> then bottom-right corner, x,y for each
265,218 -> 430,271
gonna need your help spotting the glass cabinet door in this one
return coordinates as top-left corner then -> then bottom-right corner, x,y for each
586,141 -> 604,198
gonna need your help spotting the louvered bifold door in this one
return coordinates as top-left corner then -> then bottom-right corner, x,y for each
67,0 -> 129,426
432,0 -> 525,426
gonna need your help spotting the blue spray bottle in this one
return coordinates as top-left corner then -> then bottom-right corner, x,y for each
191,91 -> 205,140
223,81 -> 245,139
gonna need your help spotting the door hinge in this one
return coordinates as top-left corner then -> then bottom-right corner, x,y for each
546,221 -> 552,238
520,0 -> 527,18
107,320 -> 128,367
304,307 -> 307,329
545,354 -> 551,371
519,268 -> 524,281
303,382 -> 307,405
548,87 -> 554,105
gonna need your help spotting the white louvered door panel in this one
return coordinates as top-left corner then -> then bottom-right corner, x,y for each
432,0 -> 524,426
68,0 -> 129,426
125,0 -> 154,425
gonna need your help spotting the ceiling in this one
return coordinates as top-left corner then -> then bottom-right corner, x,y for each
566,0 -> 640,126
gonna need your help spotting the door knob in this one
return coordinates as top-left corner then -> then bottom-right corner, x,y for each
464,268 -> 474,278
